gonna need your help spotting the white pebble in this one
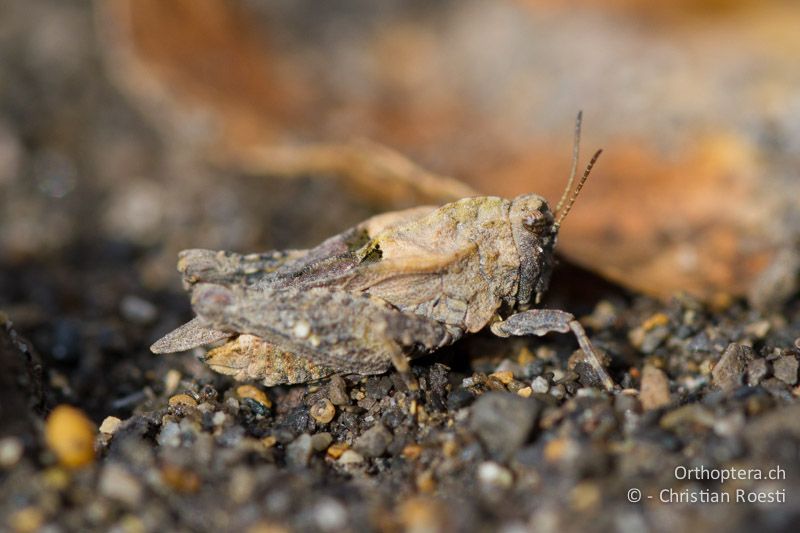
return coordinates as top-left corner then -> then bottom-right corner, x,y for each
293,321 -> 311,339
531,376 -> 549,394
0,437 -> 23,468
99,416 -> 122,435
478,461 -> 513,489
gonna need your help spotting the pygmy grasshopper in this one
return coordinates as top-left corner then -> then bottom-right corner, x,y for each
152,113 -> 614,391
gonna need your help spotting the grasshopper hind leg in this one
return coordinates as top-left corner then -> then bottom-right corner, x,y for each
190,283 -> 450,387
490,309 -> 615,391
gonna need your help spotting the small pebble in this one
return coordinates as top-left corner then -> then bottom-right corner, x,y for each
354,423 -> 392,458
584,300 -> 618,329
45,405 -> 96,468
490,370 -> 514,385
402,444 -> 423,461
640,365 -> 671,410
236,385 -> 272,408
248,521 -> 291,533
327,376 -> 350,406
477,461 -> 513,489
416,470 -> 437,493
229,468 -> 256,504
712,343 -> 754,392
287,434 -> 313,467
338,450 -> 364,464
119,295 -> 158,324
212,411 -> 227,426
543,438 -> 580,464
642,312 -> 670,330
42,467 -> 70,491
773,356 -> 798,385
312,498 -> 348,532
310,398 -> 336,424
99,463 -> 143,506
516,386 -> 532,398
292,320 -> 311,339
744,320 -> 771,338
0,437 -> 24,468
9,507 -> 44,533
629,313 -> 670,353
470,392 -> 540,460
365,376 -> 393,399
531,376 -> 549,394
160,464 -> 201,493
747,358 -> 769,386
326,442 -> 349,459
447,388 -> 475,409
442,440 -> 458,458
614,393 -> 640,413
549,384 -> 566,399
157,422 -> 182,447
713,412 -> 745,437
168,393 -> 197,408
310,433 -> 333,452
99,416 -> 122,435
660,404 -> 715,430
164,369 -> 181,395
571,482 -> 601,511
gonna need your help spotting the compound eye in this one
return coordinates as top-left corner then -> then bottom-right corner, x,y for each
523,211 -> 549,231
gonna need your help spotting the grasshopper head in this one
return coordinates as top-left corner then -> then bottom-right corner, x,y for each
509,194 -> 558,310
510,112 -> 603,309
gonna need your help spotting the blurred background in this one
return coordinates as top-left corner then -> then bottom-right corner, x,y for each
2,0 -> 800,306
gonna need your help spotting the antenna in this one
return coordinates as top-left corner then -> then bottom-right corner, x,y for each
554,111 -> 583,215
554,148 -> 602,228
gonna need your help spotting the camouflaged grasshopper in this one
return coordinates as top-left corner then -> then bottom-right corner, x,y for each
152,113 -> 614,391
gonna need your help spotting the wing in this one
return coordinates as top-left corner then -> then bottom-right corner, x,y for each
176,207 -> 438,293
150,317 -> 230,354
178,248 -> 307,288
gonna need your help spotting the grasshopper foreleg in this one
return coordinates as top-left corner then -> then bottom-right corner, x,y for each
490,309 -> 615,391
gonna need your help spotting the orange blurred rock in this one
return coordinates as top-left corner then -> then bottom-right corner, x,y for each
45,405 -> 96,469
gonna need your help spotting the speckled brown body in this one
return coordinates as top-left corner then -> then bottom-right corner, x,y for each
152,125 -> 613,389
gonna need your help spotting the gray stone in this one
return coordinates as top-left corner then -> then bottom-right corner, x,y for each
773,356 -> 798,385
327,375 -> 350,406
99,463 -> 143,506
310,432 -> 333,452
640,365 -> 671,410
365,376 -> 393,399
531,376 -> 549,394
712,343 -> 754,392
156,422 -> 181,447
747,358 -> 769,386
286,434 -> 313,467
469,392 -> 540,460
353,423 -> 392,458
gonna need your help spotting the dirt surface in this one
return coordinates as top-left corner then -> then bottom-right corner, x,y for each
2,254 -> 800,532
1,2 -> 800,533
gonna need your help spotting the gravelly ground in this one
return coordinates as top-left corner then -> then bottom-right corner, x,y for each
2,244 -> 799,532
